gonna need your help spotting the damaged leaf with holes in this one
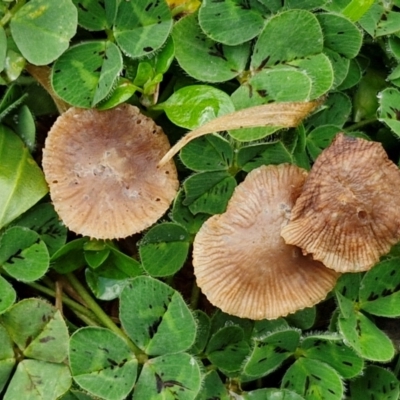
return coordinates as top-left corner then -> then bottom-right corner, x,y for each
120,276 -> 196,356
51,41 -> 122,108
69,327 -> 137,400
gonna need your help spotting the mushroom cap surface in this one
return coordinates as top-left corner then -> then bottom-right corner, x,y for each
281,134 -> 400,272
42,105 -> 178,239
193,164 -> 339,320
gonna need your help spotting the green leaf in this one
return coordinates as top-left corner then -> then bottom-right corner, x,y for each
337,58 -> 362,90
120,276 -> 196,356
196,370 -> 230,400
306,92 -> 351,129
334,273 -> 362,319
251,9 -> 323,69
378,87 -> 400,137
206,326 -> 251,373
60,390 -> 96,400
242,329 -> 300,381
10,0 -> 77,65
251,319 -> 289,339
97,78 -> 138,110
244,388 -> 304,400
285,307 -> 316,330
52,41 -> 123,108
85,246 -> 143,300
348,365 -> 399,400
0,226 -> 49,282
228,85 -> 280,141
170,189 -> 209,235
139,223 -> 190,277
2,48 -> 26,83
160,85 -> 235,130
338,310 -> 395,361
210,309 -> 254,339
69,327 -> 137,400
306,125 -> 342,161
0,27 -> 6,73
323,48 -> 350,88
0,276 -> 16,315
51,238 -> 88,274
292,125 -> 310,170
113,0 -> 172,59
198,0 -> 267,46
10,203 -> 67,257
1,298 -> 69,363
180,134 -> 233,172
84,240 -> 110,269
237,141 -> 293,172
172,13 -> 251,82
188,310 -> 210,355
183,171 -> 237,215
359,3 -> 400,38
285,0 -> 327,9
317,13 -> 363,58
287,53 -> 334,99
0,125 -> 48,229
359,257 -> 400,317
12,105 -> 36,152
301,334 -> 363,378
342,0 -> 375,22
72,0 -> 108,31
388,36 -> 400,61
0,323 -> 15,393
0,84 -> 28,122
3,360 -> 71,400
133,353 -> 201,399
281,358 -> 343,400
249,68 -> 312,101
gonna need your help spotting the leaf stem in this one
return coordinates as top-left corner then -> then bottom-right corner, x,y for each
65,272 -> 147,361
0,0 -> 26,27
24,64 -> 70,114
190,280 -> 200,310
25,281 -> 99,322
346,118 -> 378,132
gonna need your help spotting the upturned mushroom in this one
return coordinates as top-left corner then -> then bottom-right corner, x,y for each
42,104 -> 178,239
193,164 -> 339,320
281,133 -> 400,272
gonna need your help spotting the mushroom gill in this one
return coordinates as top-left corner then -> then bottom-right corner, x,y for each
193,164 -> 339,320
281,133 -> 400,272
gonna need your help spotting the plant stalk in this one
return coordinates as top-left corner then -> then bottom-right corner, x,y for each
24,64 -> 70,114
65,272 -> 147,361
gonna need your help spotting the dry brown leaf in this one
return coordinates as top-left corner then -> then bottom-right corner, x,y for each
158,99 -> 321,167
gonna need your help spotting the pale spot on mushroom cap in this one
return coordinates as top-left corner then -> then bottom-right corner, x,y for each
281,133 -> 400,272
42,104 -> 178,239
193,164 -> 339,320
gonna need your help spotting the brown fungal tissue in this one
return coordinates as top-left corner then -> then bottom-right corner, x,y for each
193,164 -> 339,320
281,133 -> 400,273
42,104 -> 178,240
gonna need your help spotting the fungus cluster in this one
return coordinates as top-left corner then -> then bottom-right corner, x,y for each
192,134 -> 400,319
193,164 -> 339,320
42,104 -> 178,240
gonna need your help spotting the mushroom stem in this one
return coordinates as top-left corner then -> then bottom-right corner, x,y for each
158,99 -> 321,167
25,63 -> 70,114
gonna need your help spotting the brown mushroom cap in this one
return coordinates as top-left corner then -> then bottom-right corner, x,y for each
42,105 -> 178,239
193,164 -> 339,320
281,133 -> 400,272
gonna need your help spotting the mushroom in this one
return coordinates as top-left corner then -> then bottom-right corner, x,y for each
281,133 -> 400,272
193,164 -> 339,320
42,104 -> 178,239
